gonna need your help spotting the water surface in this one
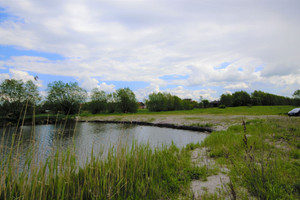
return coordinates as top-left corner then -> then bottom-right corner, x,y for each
1,122 -> 208,164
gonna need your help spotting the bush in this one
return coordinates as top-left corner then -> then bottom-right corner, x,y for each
219,104 -> 226,109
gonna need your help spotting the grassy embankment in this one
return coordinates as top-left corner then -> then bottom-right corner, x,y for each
0,106 -> 299,199
201,117 -> 300,199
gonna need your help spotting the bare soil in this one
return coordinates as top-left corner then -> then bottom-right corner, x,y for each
190,148 -> 230,199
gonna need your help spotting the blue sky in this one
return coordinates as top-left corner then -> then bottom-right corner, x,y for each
0,0 -> 300,101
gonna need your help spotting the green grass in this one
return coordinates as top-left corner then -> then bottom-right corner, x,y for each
202,117 -> 300,199
0,134 -> 208,200
80,105 -> 295,117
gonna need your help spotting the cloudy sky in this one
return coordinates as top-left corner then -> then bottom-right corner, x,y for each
0,0 -> 299,101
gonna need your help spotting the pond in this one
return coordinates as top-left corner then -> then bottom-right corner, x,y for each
0,122 -> 208,165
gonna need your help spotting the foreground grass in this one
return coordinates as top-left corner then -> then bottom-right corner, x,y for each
202,117 -> 300,199
0,134 -> 210,200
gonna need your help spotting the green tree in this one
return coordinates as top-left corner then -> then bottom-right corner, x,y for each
113,88 -> 138,113
87,88 -> 108,114
46,81 -> 87,114
293,89 -> 300,99
173,96 -> 183,110
200,99 -> 210,108
220,94 -> 233,107
232,91 -> 251,106
146,92 -> 168,112
0,79 -> 40,120
293,89 -> 300,105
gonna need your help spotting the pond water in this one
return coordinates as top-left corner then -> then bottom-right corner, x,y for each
0,122 -> 208,165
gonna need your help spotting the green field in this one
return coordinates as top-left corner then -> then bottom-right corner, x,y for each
80,105 -> 295,117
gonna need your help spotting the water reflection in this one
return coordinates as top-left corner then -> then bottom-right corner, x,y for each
1,122 -> 208,165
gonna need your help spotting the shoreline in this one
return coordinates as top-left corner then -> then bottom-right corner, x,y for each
0,118 -> 212,133
79,119 -> 213,132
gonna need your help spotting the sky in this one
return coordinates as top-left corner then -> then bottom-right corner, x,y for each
0,0 -> 300,101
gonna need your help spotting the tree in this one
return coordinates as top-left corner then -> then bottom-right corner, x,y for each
87,88 -> 108,114
220,94 -> 233,107
0,79 -> 40,120
113,88 -> 138,113
200,99 -> 210,108
293,89 -> 300,105
232,91 -> 251,106
293,90 -> 300,99
46,81 -> 87,114
146,92 -> 168,112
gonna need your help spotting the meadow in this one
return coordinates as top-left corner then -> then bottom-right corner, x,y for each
80,105 -> 295,117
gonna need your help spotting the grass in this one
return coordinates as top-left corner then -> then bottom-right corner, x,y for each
201,117 -> 300,199
0,129 -> 208,200
79,105 -> 295,117
138,105 -> 295,115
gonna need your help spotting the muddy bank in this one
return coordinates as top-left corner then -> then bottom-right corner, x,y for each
80,114 -> 286,131
80,120 -> 212,132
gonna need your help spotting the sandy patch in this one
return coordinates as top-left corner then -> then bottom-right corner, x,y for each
190,148 -> 230,199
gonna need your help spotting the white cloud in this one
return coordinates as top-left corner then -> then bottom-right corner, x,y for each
224,83 -> 249,89
0,73 -> 10,83
136,85 -> 217,102
135,83 -> 160,101
77,75 -> 116,93
0,0 -> 300,99
98,82 -> 116,93
165,86 -> 217,101
0,69 -> 42,87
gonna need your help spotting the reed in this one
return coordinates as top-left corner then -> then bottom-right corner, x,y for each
0,127 -> 203,200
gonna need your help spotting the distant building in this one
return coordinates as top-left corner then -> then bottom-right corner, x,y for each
210,100 -> 220,107
138,102 -> 146,109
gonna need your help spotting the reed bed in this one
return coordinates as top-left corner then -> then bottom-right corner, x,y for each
0,125 -> 203,200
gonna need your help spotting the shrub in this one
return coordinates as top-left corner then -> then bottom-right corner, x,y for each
219,104 -> 226,109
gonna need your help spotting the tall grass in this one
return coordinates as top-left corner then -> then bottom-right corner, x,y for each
0,127 -> 204,199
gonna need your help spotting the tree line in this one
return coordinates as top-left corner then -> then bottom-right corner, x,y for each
220,90 -> 299,107
0,80 -> 139,122
1,79 -> 300,122
146,92 -> 198,112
